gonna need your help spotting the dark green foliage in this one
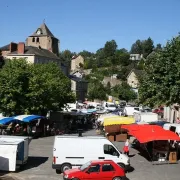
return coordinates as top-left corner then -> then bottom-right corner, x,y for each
0,59 -> 75,116
88,79 -> 107,101
112,82 -> 137,102
106,82 -> 111,95
130,37 -> 154,58
104,40 -> 117,58
0,51 -> 5,68
154,43 -> 162,52
139,35 -> 180,106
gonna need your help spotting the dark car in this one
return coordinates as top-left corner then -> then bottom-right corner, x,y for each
63,160 -> 126,180
148,121 -> 169,127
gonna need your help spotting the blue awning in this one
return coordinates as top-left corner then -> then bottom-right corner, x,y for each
13,115 -> 45,122
0,117 -> 17,125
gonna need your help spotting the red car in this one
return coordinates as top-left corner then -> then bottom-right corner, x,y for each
63,160 -> 126,180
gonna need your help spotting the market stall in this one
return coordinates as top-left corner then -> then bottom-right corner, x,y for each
103,116 -> 135,142
122,124 -> 180,164
0,115 -> 46,136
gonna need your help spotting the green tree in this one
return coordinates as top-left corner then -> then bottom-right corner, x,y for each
96,48 -> 105,67
143,37 -> 154,58
139,34 -> 180,107
154,43 -> 162,52
130,38 -> 154,58
104,40 -> 117,58
115,48 -> 130,66
116,67 -> 129,81
88,79 -> 107,101
130,40 -> 143,54
106,82 -> 111,95
0,50 -> 5,68
112,82 -> 137,102
79,50 -> 94,58
60,50 -> 74,61
0,59 -> 75,116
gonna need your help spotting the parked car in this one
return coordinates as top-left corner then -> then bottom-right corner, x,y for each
152,107 -> 164,115
148,121 -> 169,127
63,160 -> 126,180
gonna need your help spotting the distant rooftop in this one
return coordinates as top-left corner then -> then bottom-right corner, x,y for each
0,44 -> 10,51
8,46 -> 60,60
30,23 -> 57,38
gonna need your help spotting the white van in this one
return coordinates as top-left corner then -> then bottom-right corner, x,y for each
52,136 -> 130,173
134,112 -> 158,123
123,107 -> 140,116
103,102 -> 117,111
163,123 -> 180,136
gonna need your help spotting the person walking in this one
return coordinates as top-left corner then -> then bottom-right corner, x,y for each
123,139 -> 130,156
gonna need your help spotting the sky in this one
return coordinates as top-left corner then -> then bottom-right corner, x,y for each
1,0 -> 180,53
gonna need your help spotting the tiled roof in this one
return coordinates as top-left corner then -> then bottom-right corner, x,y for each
30,23 -> 56,38
0,44 -> 10,51
69,75 -> 87,82
8,46 -> 60,60
133,69 -> 144,77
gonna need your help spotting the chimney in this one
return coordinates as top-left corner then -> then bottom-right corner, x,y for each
9,42 -> 18,53
17,42 -> 25,54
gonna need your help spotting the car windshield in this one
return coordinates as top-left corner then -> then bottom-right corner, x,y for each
80,161 -> 91,171
109,104 -> 116,107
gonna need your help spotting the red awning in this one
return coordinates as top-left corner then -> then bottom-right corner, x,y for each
122,124 -> 180,143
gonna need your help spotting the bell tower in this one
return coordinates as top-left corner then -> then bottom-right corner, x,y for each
26,23 -> 60,56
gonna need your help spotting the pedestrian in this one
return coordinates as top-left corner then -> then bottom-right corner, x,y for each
176,117 -> 180,124
123,139 -> 130,156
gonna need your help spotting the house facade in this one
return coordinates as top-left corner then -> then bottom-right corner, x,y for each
71,55 -> 84,72
130,54 -> 143,61
3,42 -> 68,76
70,75 -> 88,102
127,69 -> 143,88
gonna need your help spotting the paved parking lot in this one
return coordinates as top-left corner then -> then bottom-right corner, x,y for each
1,130 -> 180,180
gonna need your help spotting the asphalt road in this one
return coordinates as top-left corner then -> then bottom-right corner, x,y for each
1,130 -> 180,180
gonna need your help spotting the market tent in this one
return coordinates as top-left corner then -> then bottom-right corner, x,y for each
103,116 -> 135,126
13,115 -> 44,123
122,124 -> 180,143
0,117 -> 19,125
122,124 -> 162,132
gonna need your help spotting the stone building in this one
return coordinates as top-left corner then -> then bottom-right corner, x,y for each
0,23 -> 68,75
70,75 -> 88,102
127,69 -> 144,88
26,23 -> 59,56
4,42 -> 67,75
102,74 -> 121,87
71,55 -> 84,72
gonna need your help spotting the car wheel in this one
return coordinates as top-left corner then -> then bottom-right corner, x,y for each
72,178 -> 80,180
61,163 -> 72,172
113,177 -> 122,180
118,163 -> 125,169
56,169 -> 61,174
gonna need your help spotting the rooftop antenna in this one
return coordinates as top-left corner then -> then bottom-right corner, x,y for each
43,19 -> 45,24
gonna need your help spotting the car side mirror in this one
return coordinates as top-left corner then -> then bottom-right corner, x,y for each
86,171 -> 90,174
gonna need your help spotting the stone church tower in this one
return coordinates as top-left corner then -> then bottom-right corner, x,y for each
26,23 -> 59,56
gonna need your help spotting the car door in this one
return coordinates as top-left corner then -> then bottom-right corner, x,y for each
83,164 -> 102,180
103,144 -> 121,162
101,163 -> 116,180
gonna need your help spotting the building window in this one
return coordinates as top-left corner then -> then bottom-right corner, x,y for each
37,38 -> 39,43
32,38 -> 35,42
